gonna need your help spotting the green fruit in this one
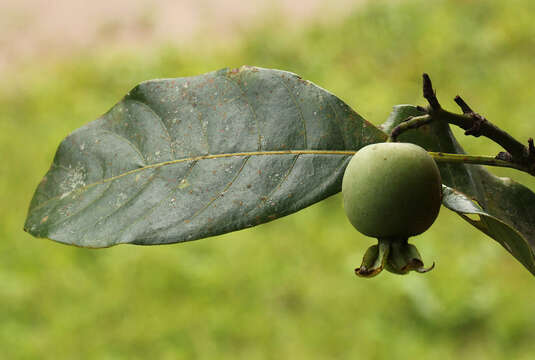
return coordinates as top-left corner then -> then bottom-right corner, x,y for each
343,142 -> 442,278
343,142 -> 442,239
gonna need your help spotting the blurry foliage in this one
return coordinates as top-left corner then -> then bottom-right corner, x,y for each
2,0 -> 535,359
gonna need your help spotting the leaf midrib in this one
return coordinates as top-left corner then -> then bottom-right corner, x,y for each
30,149 -> 358,214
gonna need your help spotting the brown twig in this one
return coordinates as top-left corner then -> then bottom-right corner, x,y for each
453,95 -> 473,114
388,115 -> 432,142
389,73 -> 535,176
422,73 -> 441,111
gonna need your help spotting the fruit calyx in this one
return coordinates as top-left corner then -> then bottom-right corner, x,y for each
355,237 -> 434,278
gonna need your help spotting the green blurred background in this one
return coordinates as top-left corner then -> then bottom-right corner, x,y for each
2,0 -> 535,359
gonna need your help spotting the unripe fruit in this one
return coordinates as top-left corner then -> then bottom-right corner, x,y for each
342,142 -> 442,239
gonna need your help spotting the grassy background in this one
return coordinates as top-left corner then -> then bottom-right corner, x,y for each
2,0 -> 535,358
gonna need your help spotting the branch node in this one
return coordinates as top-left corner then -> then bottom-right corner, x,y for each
420,73 -> 535,177
464,113 -> 487,137
495,152 -> 513,162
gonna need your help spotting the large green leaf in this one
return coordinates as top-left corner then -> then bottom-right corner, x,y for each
25,66 -> 386,247
382,105 -> 535,274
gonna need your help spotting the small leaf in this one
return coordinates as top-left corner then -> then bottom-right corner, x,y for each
25,66 -> 386,247
382,105 -> 535,275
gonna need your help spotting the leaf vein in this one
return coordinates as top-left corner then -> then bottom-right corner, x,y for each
246,154 -> 299,217
45,181 -> 114,231
221,74 -> 262,150
188,155 -> 251,222
326,97 -> 346,150
130,99 -> 177,160
29,150 -> 356,215
111,160 -> 199,243
279,75 -> 307,148
77,169 -> 160,243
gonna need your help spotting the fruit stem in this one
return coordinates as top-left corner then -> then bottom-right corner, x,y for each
428,152 -> 526,171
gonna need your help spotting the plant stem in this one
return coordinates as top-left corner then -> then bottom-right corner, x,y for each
429,152 -> 525,172
422,73 -> 535,175
433,109 -> 528,160
390,73 -> 535,176
388,115 -> 433,142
